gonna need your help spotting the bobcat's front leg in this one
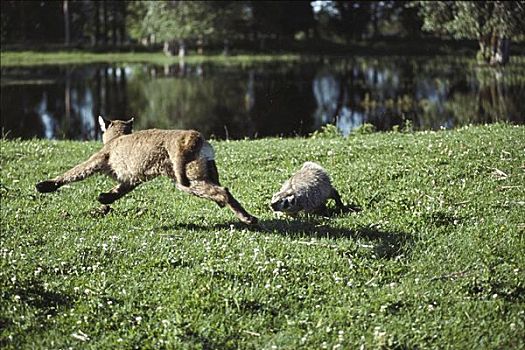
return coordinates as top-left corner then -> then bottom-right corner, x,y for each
36,153 -> 107,193
36,180 -> 62,193
98,183 -> 137,204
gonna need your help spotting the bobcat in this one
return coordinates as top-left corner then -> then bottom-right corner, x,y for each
35,117 -> 258,225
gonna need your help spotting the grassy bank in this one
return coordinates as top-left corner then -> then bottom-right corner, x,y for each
1,124 -> 524,349
0,51 -> 302,67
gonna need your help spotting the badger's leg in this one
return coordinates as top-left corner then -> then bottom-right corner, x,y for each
177,181 -> 257,225
36,153 -> 107,193
98,183 -> 137,204
329,188 -> 346,211
311,203 -> 328,216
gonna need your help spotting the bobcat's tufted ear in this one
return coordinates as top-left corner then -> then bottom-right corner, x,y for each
98,116 -> 111,132
123,117 -> 134,133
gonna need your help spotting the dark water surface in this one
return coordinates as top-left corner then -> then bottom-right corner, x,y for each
1,56 -> 524,140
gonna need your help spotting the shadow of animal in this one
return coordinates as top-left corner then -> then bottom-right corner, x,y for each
161,217 -> 411,260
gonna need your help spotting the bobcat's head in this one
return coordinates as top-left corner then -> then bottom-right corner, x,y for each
98,116 -> 134,144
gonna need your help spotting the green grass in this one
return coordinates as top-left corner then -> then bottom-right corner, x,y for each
0,51 -> 302,67
1,124 -> 524,349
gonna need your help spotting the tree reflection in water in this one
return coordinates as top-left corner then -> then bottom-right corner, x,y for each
1,57 -> 523,140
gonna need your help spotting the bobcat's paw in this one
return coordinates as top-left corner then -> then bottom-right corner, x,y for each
98,192 -> 116,205
242,214 -> 259,226
36,180 -> 60,193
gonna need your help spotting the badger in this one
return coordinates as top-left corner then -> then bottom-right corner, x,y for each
270,161 -> 346,215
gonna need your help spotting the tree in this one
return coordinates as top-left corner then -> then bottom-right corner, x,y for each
417,1 -> 525,66
334,1 -> 374,41
128,1 -> 222,56
314,1 -> 377,43
63,0 -> 70,45
391,1 -> 424,38
250,1 -> 315,47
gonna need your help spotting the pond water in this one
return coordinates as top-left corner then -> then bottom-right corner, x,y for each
1,56 -> 524,140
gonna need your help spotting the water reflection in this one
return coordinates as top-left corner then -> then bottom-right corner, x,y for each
1,57 -> 523,140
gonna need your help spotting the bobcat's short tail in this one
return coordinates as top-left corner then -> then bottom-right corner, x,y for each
200,141 -> 219,185
200,141 -> 215,161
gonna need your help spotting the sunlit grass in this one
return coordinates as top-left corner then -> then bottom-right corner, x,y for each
0,51 -> 303,67
1,124 -> 524,348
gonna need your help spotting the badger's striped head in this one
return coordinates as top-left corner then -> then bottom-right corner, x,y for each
270,190 -> 300,214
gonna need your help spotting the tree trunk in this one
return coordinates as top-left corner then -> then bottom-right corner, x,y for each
19,3 -> 26,42
490,36 -> 510,66
63,0 -> 70,46
94,0 -> 100,47
163,41 -> 173,56
102,0 -> 108,46
111,1 -> 117,47
178,40 -> 186,58
119,1 -> 127,45
223,38 -> 230,56
197,35 -> 204,55
478,34 -> 511,66
371,2 -> 379,38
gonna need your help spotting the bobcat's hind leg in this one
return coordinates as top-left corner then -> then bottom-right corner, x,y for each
177,181 -> 258,225
36,153 -> 107,193
98,183 -> 137,204
207,160 -> 220,185
173,157 -> 191,188
169,131 -> 204,188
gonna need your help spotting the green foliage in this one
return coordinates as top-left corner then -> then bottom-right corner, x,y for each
127,1 -> 244,45
352,123 -> 376,135
417,1 -> 525,40
416,1 -> 525,65
1,125 -> 524,348
309,123 -> 343,139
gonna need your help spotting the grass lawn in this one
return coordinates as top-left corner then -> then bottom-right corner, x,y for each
0,51 -> 302,67
1,124 -> 524,349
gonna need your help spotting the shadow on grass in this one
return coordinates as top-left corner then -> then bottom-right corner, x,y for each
1,279 -> 74,347
162,217 -> 412,260
259,218 -> 411,259
6,279 -> 73,315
